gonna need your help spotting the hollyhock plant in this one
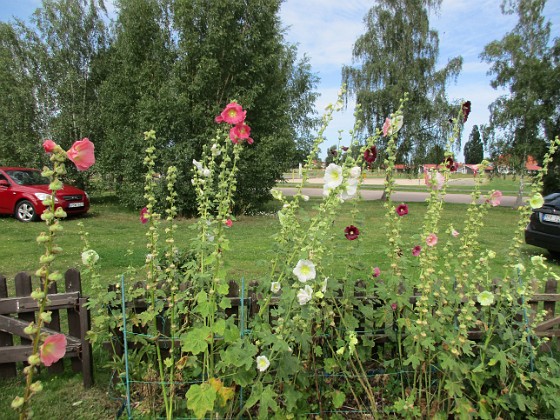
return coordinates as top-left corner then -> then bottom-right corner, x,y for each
363,145 -> 377,164
140,207 -> 149,224
445,156 -> 458,172
396,203 -> 409,216
426,233 -> 438,247
42,139 -> 56,153
293,259 -> 316,283
39,334 -> 67,367
382,115 -> 404,136
66,138 -> 95,171
256,355 -> 270,372
297,284 -> 313,305
215,102 -> 246,125
462,100 -> 471,122
488,190 -> 503,207
424,170 -> 444,190
81,249 -> 99,265
344,225 -> 360,240
529,193 -> 544,209
412,245 -> 422,256
477,290 -> 495,307
324,163 -> 343,190
229,122 -> 254,145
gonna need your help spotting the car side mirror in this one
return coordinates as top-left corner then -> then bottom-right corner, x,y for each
0,179 -> 9,187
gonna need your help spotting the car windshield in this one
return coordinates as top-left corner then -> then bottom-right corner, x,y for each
544,193 -> 560,208
6,170 -> 49,186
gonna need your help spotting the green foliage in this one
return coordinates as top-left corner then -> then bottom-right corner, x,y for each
464,125 -> 485,164
481,0 -> 559,178
342,0 -> 463,165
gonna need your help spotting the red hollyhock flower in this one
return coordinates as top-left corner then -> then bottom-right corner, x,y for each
43,139 -> 57,153
140,207 -> 149,224
344,225 -> 360,240
67,138 -> 95,171
364,145 -> 377,164
215,102 -> 246,125
445,156 -> 458,172
462,101 -> 471,123
341,146 -> 349,152
395,203 -> 408,216
412,245 -> 421,256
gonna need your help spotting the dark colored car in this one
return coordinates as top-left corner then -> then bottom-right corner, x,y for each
525,192 -> 560,258
0,167 -> 90,222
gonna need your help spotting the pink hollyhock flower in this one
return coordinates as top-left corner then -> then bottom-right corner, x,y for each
488,190 -> 503,207
382,118 -> 391,137
229,122 -> 253,145
424,170 -> 444,190
391,303 -> 397,311
363,145 -> 377,164
373,267 -> 381,277
451,229 -> 460,237
225,219 -> 233,227
40,334 -> 67,367
215,102 -> 246,125
426,233 -> 438,247
344,225 -> 360,240
412,245 -> 422,256
395,203 -> 408,216
67,138 -> 95,171
140,207 -> 149,224
43,139 -> 57,153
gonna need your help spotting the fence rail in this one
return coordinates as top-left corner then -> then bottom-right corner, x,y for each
0,269 -> 93,387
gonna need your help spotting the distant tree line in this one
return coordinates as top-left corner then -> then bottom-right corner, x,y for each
0,0 -> 320,214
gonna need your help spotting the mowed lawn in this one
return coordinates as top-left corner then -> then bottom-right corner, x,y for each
1,194 -> 558,295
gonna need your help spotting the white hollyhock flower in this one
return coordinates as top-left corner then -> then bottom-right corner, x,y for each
324,163 -> 343,190
193,159 -> 203,171
211,144 -> 221,156
81,249 -> 99,265
340,178 -> 358,200
270,282 -> 281,293
349,166 -> 361,179
256,355 -> 270,372
293,259 -> 316,283
297,285 -> 313,305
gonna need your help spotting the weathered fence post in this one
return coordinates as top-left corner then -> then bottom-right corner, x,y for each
0,275 -> 16,378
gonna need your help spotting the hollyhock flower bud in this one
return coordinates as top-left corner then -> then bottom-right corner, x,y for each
43,139 -> 57,153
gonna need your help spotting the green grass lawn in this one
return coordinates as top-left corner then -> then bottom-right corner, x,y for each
0,194 -> 558,418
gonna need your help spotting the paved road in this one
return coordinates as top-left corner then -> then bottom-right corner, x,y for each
275,187 -> 525,207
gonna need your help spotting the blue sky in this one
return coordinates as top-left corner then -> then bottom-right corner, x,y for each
2,0 -> 559,161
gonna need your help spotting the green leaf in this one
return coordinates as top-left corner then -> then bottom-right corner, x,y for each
258,385 -> 279,419
181,326 -> 212,355
186,383 -> 216,419
332,390 -> 346,409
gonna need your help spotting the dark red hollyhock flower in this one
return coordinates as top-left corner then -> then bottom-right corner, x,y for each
462,101 -> 471,123
395,203 -> 409,216
341,146 -> 349,152
364,145 -> 377,163
445,156 -> 458,172
329,148 -> 338,157
344,225 -> 360,240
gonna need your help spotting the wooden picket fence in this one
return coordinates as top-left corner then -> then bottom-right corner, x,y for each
0,269 -> 93,387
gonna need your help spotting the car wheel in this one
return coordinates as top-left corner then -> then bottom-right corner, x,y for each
15,200 -> 37,222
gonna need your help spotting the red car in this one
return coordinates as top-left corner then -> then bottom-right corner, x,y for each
0,167 -> 90,222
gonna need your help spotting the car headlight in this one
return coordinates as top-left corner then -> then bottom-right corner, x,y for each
34,193 -> 58,202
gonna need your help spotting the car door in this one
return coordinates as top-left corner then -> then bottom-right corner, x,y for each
0,173 -> 13,213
